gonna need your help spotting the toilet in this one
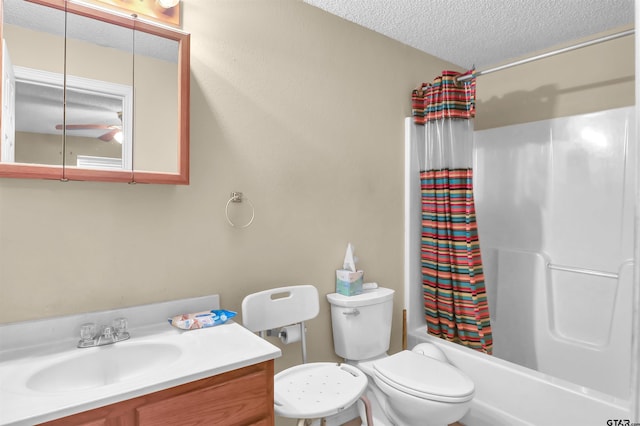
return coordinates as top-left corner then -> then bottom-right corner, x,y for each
327,288 -> 474,426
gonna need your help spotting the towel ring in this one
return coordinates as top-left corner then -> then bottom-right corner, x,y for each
225,192 -> 255,228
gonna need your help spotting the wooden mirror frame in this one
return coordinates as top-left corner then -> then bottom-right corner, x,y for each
0,0 -> 190,184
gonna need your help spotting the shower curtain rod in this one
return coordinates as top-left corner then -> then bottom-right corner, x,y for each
456,29 -> 635,83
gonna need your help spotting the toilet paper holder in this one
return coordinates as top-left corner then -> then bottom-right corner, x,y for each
277,325 -> 302,344
267,325 -> 307,342
265,326 -> 307,336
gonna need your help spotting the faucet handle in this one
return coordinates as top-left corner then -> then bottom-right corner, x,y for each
113,317 -> 130,340
113,317 -> 127,332
79,323 -> 97,347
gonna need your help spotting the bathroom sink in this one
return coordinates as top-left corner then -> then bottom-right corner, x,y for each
26,342 -> 183,392
0,297 -> 282,426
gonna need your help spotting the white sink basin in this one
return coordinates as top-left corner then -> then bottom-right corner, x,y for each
26,342 -> 183,392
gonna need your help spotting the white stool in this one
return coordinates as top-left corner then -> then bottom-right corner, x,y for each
242,285 -> 373,426
275,362 -> 371,425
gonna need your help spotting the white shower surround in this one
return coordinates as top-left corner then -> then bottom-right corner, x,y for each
474,106 -> 634,398
404,103 -> 639,422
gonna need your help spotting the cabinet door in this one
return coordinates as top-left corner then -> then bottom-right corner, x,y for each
137,369 -> 271,426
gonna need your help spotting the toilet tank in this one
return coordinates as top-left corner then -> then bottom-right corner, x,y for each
326,287 -> 394,361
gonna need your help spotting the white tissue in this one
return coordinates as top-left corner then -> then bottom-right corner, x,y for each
343,243 -> 357,272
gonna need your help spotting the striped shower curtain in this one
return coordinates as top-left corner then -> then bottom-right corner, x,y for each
412,70 -> 493,354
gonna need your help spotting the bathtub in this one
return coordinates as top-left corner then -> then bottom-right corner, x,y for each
407,328 -> 632,425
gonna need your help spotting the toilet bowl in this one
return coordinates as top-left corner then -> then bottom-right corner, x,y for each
370,349 -> 473,425
327,289 -> 474,426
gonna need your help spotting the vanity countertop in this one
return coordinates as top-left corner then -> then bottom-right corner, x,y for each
0,296 -> 281,425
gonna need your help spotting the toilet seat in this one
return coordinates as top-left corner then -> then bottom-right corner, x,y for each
373,350 -> 474,403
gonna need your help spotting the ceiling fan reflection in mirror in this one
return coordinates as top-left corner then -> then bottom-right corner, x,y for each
55,112 -> 124,143
55,124 -> 123,143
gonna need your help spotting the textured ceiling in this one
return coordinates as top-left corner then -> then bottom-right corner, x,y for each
303,0 -> 635,70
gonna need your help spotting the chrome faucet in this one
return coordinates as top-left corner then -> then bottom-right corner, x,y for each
78,318 -> 130,348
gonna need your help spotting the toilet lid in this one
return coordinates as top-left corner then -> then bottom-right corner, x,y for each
373,350 -> 474,403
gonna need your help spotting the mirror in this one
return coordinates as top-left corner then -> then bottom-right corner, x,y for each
0,0 -> 190,184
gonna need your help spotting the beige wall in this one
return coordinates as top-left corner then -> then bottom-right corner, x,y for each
134,54 -> 178,172
0,0 -> 634,392
475,26 -> 634,130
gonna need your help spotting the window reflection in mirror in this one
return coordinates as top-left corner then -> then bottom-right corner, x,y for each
14,66 -> 132,170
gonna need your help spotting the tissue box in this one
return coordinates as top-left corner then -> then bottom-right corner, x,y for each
336,270 -> 364,296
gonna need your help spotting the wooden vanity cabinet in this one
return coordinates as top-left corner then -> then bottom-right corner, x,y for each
40,360 -> 274,426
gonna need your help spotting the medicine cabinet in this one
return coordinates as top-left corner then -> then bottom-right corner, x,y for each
0,0 -> 190,184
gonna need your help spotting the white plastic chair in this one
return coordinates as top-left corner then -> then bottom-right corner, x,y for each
242,285 -> 373,426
